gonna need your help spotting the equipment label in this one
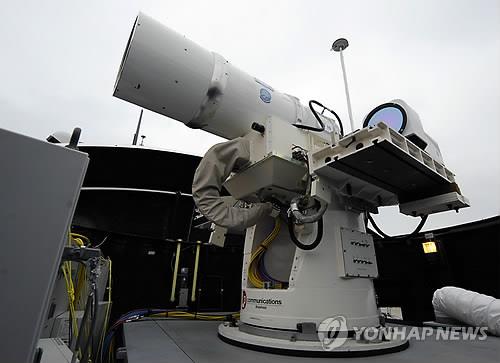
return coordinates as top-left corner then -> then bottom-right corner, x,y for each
259,88 -> 272,103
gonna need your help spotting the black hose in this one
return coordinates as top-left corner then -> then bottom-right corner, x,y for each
295,100 -> 324,132
298,100 -> 344,136
367,213 -> 428,240
287,216 -> 324,250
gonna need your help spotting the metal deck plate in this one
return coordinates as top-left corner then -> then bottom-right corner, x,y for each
123,319 -> 499,363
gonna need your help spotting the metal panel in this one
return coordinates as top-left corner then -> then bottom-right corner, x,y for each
124,320 -> 193,363
0,128 -> 88,363
223,155 -> 307,202
340,228 -> 378,278
399,192 -> 469,216
326,140 -> 452,201
312,123 -> 468,212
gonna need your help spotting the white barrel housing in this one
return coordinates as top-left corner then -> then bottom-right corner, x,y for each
114,13 -> 336,140
432,286 -> 500,336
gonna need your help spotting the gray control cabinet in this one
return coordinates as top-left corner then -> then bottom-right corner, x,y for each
0,128 -> 88,363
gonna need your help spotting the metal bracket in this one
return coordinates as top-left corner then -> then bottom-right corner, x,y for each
61,246 -> 101,262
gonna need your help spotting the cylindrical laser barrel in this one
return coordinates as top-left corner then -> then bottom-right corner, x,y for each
114,13 -> 335,139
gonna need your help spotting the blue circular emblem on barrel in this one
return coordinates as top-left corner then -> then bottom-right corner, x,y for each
259,88 -> 272,103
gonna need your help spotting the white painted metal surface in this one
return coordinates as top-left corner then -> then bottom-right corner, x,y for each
240,200 -> 379,332
218,323 -> 407,354
338,49 -> 355,133
389,99 -> 443,162
114,13 -> 337,140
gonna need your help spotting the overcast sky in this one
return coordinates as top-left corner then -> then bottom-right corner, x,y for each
2,0 -> 499,234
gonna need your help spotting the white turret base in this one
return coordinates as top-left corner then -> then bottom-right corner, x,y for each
219,323 -> 409,357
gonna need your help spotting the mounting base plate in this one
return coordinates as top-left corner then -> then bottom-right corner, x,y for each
218,323 -> 409,357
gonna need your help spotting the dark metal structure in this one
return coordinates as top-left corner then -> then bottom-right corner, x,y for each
71,145 -> 244,320
374,216 -> 500,323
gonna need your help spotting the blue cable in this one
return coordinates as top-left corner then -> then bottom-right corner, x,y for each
257,252 -> 287,285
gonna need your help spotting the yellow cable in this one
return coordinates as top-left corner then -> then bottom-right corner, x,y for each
73,237 -> 84,247
70,233 -> 90,245
64,230 -> 92,351
74,264 -> 86,309
150,311 -> 240,321
62,262 -> 79,339
63,230 -> 94,357
248,218 -> 281,288
64,230 -> 80,342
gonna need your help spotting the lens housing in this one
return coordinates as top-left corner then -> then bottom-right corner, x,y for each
363,103 -> 407,133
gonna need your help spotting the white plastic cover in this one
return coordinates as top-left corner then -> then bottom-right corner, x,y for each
432,286 -> 500,336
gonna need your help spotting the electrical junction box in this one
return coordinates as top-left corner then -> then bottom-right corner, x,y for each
339,228 -> 378,278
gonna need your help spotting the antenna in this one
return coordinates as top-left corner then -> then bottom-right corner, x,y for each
332,38 -> 355,133
132,109 -> 144,145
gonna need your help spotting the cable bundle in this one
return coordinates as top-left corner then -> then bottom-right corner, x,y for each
62,231 -> 112,363
151,311 -> 240,321
63,231 -> 90,343
247,218 -> 287,289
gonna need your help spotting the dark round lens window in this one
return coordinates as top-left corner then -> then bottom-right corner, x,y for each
363,103 -> 407,133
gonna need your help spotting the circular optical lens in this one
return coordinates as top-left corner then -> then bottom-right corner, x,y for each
366,106 -> 405,132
